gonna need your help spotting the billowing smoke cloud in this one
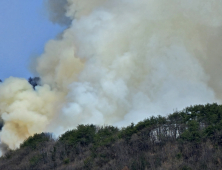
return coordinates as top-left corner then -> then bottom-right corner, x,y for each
44,0 -> 71,26
0,77 -> 63,149
1,0 -> 222,150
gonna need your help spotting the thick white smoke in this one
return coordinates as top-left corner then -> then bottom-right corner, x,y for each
1,0 -> 222,150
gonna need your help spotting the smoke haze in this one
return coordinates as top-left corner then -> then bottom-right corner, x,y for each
0,0 -> 222,150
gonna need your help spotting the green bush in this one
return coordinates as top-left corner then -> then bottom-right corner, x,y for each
176,153 -> 182,160
119,123 -> 137,141
63,158 -> 70,164
20,133 -> 51,149
84,157 -> 93,170
180,120 -> 201,142
59,124 -> 96,146
94,126 -> 119,147
29,155 -> 41,166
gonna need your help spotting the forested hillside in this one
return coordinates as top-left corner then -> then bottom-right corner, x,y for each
0,103 -> 222,170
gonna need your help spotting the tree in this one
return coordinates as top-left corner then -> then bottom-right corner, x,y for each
28,77 -> 40,89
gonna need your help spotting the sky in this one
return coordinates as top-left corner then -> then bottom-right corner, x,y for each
0,0 -> 65,81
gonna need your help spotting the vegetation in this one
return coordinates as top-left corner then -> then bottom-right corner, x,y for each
20,133 -> 52,149
28,77 -> 40,89
1,103 -> 222,169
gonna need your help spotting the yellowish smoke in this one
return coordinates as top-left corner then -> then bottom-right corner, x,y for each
0,77 -> 61,149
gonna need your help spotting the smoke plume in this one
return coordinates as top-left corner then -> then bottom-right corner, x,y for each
0,0 -> 222,150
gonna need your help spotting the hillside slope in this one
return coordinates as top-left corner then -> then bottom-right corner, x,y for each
0,103 -> 222,170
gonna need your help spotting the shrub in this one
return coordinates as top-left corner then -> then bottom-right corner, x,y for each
180,120 -> 201,142
63,158 -> 70,164
59,124 -> 96,146
29,155 -> 41,166
94,126 -> 119,147
20,133 -> 51,149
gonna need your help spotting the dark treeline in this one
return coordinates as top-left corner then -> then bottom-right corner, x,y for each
1,103 -> 222,170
